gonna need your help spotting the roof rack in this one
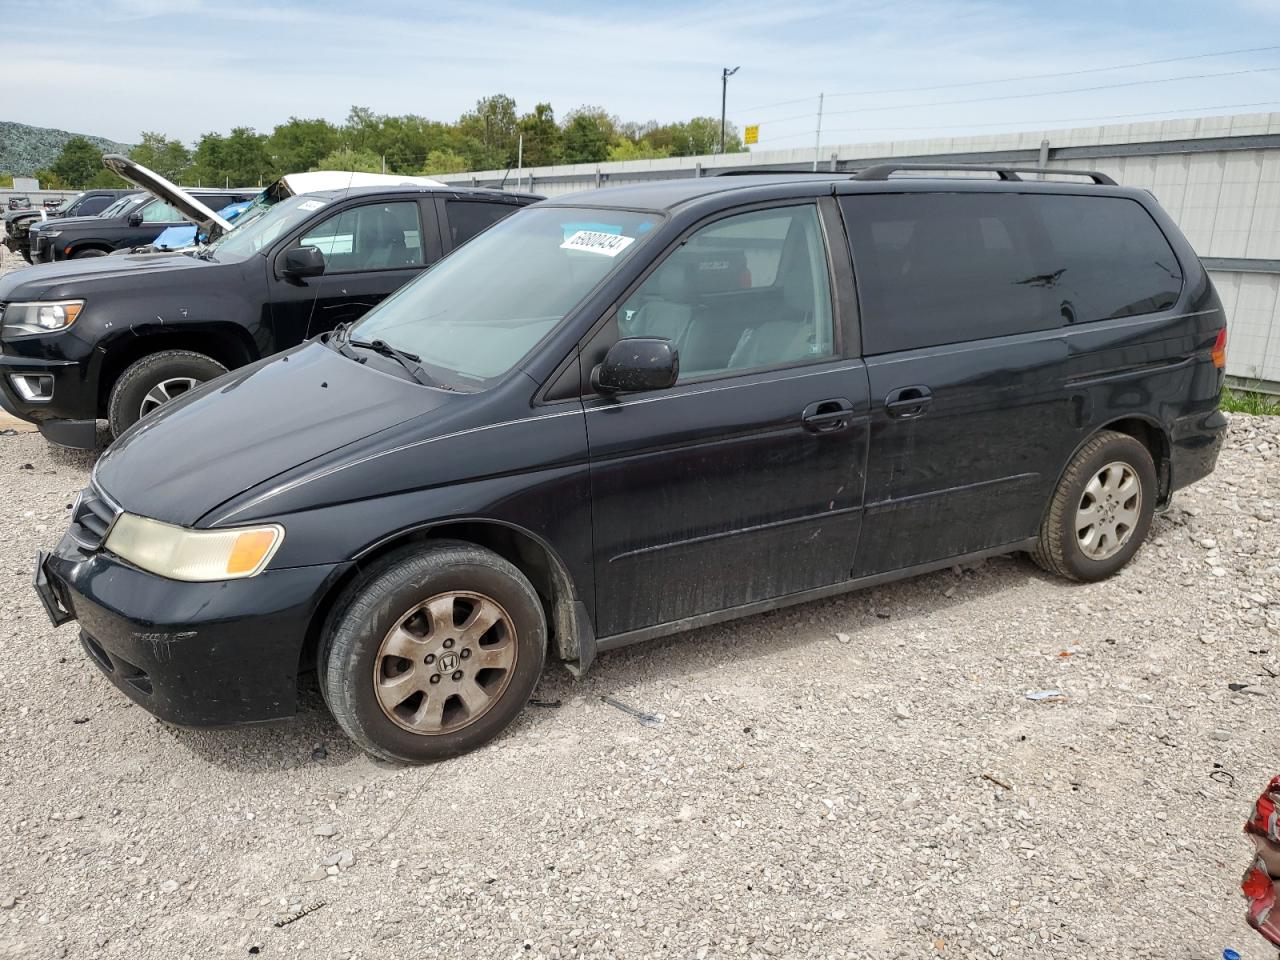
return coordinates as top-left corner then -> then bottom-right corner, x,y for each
852,163 -> 1116,185
711,168 -> 838,176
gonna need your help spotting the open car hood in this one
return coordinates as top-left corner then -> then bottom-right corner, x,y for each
262,170 -> 446,204
101,154 -> 237,237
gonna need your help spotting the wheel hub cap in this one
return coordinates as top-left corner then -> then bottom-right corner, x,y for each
1075,460 -> 1141,561
372,591 -> 517,735
139,377 -> 200,418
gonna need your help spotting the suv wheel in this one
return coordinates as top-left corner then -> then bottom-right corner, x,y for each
1033,429 -> 1156,582
70,248 -> 107,259
107,350 -> 227,438
321,540 -> 547,764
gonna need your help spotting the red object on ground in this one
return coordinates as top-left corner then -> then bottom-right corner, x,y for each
1243,775 -> 1280,945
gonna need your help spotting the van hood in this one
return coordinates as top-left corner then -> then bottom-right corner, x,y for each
0,251 -> 211,301
94,342 -> 455,526
102,154 -> 238,237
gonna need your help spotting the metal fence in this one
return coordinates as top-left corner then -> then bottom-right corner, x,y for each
438,111 -> 1280,390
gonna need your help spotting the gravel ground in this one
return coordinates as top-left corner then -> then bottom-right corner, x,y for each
1,236 -> 1279,958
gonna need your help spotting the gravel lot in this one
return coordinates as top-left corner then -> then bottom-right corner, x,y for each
1,240 -> 1279,958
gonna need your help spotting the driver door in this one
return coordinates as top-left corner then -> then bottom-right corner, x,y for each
583,201 -> 870,640
268,198 -> 439,349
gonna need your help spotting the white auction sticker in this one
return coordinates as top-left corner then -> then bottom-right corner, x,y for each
297,199 -> 326,211
560,230 -> 635,256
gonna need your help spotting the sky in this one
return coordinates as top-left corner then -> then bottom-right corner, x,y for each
3,0 -> 1280,152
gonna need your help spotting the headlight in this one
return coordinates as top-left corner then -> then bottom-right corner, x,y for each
2,300 -> 83,337
104,513 -> 284,582
41,230 -> 62,238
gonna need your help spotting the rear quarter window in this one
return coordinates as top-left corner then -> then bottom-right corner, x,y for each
842,192 -> 1183,355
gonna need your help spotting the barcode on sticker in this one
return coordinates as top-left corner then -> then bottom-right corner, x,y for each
560,230 -> 635,256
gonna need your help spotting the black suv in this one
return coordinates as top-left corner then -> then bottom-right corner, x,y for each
0,184 -> 540,445
28,187 -> 256,263
35,165 -> 1227,764
3,189 -> 134,263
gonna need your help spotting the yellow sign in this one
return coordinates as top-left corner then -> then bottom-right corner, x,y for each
744,124 -> 759,145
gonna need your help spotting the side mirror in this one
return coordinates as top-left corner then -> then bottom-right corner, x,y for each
592,337 -> 679,394
283,245 -> 326,280
127,212 -> 143,227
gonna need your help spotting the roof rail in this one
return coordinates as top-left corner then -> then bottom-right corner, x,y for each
852,163 -> 1116,185
711,168 -> 838,176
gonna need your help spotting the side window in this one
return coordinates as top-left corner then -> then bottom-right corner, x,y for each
296,201 -> 425,273
618,205 -> 835,380
841,193 -> 1047,355
78,196 -> 111,216
1033,195 -> 1182,324
140,200 -> 184,223
445,200 -> 516,248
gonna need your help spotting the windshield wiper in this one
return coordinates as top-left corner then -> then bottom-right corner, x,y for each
348,337 -> 452,389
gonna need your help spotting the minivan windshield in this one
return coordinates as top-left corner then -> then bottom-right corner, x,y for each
199,194 -> 328,261
347,206 -> 660,388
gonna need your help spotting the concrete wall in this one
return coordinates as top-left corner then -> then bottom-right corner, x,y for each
439,111 -> 1280,387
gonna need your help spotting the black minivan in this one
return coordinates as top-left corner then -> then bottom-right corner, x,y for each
35,165 -> 1228,763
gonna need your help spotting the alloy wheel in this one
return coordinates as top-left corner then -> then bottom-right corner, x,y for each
139,377 -> 200,418
373,591 -> 518,735
1075,460 -> 1141,561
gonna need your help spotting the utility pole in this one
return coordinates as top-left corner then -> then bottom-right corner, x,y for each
720,66 -> 740,154
813,93 -> 824,172
517,134 -> 523,191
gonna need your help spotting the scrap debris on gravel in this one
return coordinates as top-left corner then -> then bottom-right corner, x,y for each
0,236 -> 1277,959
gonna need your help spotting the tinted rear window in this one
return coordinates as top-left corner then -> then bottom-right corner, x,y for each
445,199 -> 517,248
842,192 -> 1183,355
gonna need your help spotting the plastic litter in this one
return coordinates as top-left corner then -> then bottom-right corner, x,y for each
1025,689 -> 1068,702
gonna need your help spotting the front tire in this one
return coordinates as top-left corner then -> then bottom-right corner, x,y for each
107,349 -> 227,438
70,248 -> 107,259
321,541 -> 547,764
1033,429 -> 1157,582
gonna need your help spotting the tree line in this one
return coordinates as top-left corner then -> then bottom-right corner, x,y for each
25,96 -> 746,189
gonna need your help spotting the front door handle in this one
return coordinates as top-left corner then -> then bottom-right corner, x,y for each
885,385 -> 933,419
802,397 -> 855,433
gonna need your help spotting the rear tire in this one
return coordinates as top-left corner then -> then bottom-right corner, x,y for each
107,350 -> 226,438
1033,429 -> 1156,582
70,248 -> 107,259
321,541 -> 547,764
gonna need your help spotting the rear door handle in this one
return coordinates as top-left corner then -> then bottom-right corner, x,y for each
802,397 -> 855,433
885,385 -> 933,419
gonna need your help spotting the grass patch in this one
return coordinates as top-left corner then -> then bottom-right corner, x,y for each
1222,388 -> 1280,415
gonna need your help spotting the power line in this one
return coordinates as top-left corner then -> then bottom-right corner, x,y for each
749,99 -> 1280,144
740,66 -> 1280,129
739,43 -> 1280,115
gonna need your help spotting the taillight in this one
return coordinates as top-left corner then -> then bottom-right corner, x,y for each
1212,327 -> 1227,370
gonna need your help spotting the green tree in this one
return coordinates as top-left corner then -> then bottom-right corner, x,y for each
517,103 -> 561,166
561,106 -> 616,164
312,147 -> 383,173
421,149 -> 470,175
607,139 -> 670,161
50,137 -> 102,187
458,94 -> 519,168
649,117 -> 744,156
30,169 -> 68,190
267,118 -> 341,175
129,131 -> 192,182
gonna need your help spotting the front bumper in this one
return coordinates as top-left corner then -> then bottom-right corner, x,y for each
36,534 -> 350,726
30,233 -> 57,263
0,351 -> 99,447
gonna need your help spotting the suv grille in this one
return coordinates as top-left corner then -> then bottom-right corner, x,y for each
68,485 -> 121,550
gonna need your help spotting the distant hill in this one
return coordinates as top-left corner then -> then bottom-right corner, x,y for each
0,121 -> 133,177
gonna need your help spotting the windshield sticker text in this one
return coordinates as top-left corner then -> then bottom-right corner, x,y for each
560,230 -> 635,257
298,200 -> 326,212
